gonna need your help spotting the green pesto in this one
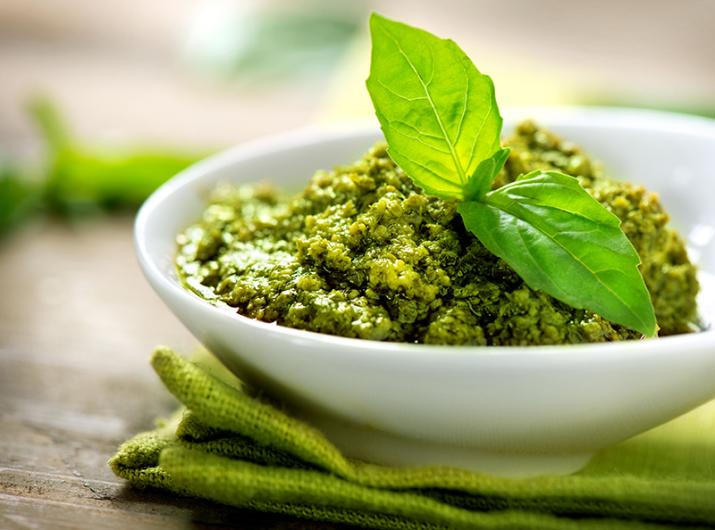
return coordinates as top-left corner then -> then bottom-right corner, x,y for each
176,121 -> 699,345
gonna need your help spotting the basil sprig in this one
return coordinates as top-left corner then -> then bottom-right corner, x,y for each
366,13 -> 657,337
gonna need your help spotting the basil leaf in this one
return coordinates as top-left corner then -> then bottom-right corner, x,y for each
366,13 -> 502,200
366,13 -> 658,337
463,147 -> 510,201
458,170 -> 657,337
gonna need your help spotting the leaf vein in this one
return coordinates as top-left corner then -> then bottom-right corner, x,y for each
381,27 -> 467,184
376,80 -> 429,102
496,205 -> 643,324
392,150 -> 464,192
453,55 -> 469,148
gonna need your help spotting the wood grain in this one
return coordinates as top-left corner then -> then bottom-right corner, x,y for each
0,219 -> 344,529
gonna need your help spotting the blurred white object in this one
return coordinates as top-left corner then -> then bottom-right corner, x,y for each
182,0 -> 362,80
183,0 -> 258,74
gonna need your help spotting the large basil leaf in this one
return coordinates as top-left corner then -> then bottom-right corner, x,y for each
458,171 -> 657,337
366,13 -> 502,200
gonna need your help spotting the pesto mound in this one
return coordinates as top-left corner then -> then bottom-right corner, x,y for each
176,122 -> 699,345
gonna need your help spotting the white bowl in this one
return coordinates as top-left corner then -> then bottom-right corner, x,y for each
135,108 -> 715,477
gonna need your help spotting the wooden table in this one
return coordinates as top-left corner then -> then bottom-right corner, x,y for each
0,219 -> 340,529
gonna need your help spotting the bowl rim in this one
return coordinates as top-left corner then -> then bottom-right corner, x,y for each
135,106 -> 715,360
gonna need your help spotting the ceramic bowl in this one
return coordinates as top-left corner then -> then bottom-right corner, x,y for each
135,108 -> 715,477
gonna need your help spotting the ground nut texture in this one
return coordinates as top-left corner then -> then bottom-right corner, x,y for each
176,121 -> 699,345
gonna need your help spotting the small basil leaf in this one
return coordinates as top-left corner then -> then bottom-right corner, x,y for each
457,170 -> 657,337
463,147 -> 510,201
366,13 -> 502,200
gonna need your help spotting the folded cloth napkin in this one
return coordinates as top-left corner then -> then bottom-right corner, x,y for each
110,347 -> 715,530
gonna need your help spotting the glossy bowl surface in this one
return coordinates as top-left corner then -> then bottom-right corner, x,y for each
135,108 -> 715,476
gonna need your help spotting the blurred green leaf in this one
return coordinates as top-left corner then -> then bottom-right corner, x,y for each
0,159 -> 41,238
27,97 -> 208,216
43,147 -> 203,215
0,97 -> 212,241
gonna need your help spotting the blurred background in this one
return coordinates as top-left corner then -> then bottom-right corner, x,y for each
2,0 -> 715,232
0,1 -> 713,525
2,0 -> 714,231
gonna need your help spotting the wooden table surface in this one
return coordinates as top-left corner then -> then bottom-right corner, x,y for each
0,218 -> 342,529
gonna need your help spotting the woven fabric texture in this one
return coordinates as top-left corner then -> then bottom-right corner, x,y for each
109,347 -> 715,529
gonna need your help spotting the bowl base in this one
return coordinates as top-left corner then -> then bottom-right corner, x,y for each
305,413 -> 593,477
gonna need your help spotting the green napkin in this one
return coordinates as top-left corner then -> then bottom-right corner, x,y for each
110,347 -> 715,529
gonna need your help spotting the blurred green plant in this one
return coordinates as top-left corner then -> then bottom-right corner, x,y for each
0,98 -> 209,239
0,158 -> 41,238
29,98 -> 206,215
